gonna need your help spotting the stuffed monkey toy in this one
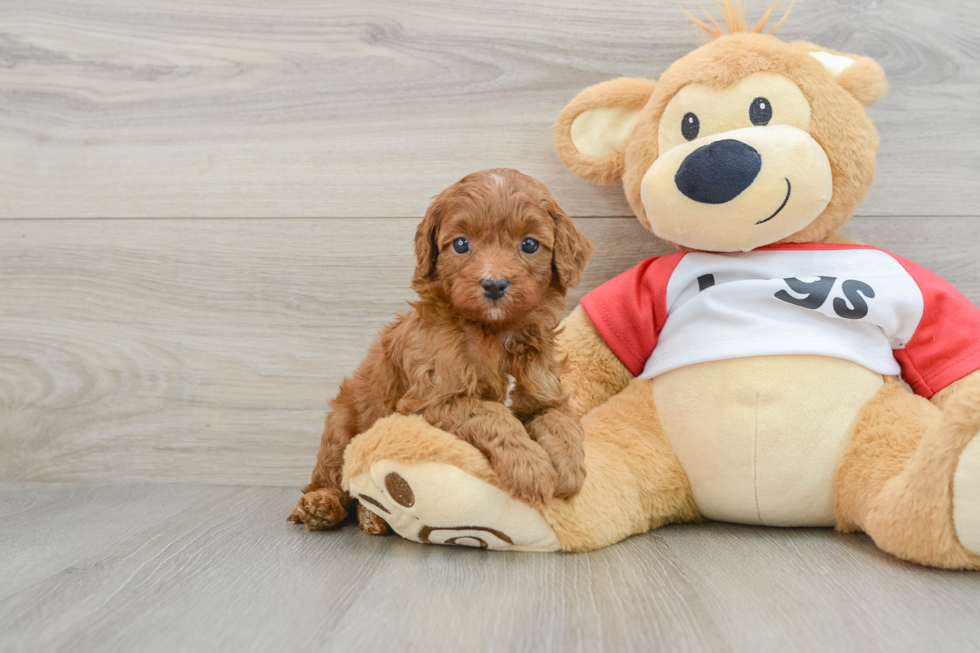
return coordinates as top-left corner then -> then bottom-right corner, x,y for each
340,3 -> 980,568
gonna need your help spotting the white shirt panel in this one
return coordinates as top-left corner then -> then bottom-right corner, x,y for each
640,249 -> 925,379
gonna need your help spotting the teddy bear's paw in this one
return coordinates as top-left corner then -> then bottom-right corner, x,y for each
348,458 -> 561,552
954,430 -> 980,556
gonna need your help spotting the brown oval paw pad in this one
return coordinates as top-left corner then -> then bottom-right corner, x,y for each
385,472 -> 415,507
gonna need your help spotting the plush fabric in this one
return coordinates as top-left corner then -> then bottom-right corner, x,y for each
641,124 -> 833,251
570,107 -> 644,158
654,356 -> 883,526
346,420 -> 561,551
554,305 -> 633,416
835,375 -> 980,568
553,78 -> 657,185
347,379 -> 699,553
954,434 -> 980,555
341,4 -> 979,569
580,244 -> 980,393
555,34 -> 883,246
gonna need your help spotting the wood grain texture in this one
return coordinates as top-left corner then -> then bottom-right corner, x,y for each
1,483 -> 979,653
2,216 -> 979,486
1,0 -> 978,218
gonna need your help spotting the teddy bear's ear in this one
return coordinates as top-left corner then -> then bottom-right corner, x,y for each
554,78 -> 657,184
793,42 -> 888,106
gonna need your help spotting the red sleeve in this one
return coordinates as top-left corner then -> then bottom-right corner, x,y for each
579,254 -> 685,376
891,255 -> 980,398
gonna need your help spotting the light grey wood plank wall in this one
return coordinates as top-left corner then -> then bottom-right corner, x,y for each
1,0 -> 979,218
2,0 -> 979,487
2,216 -> 978,486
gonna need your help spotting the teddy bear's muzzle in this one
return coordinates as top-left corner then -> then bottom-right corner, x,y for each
640,125 -> 833,252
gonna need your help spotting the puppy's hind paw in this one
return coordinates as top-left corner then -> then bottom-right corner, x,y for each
357,502 -> 390,536
288,487 -> 349,531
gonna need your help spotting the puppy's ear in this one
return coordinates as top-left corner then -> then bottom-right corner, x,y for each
413,195 -> 445,286
554,77 -> 657,184
546,200 -> 594,291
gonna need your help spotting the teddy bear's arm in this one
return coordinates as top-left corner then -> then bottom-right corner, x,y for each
931,370 -> 980,410
557,305 -> 633,417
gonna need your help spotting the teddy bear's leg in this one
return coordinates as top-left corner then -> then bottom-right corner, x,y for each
539,377 -> 699,551
343,414 -> 563,551
342,378 -> 698,552
835,377 -> 980,569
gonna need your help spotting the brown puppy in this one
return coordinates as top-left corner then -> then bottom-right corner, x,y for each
289,168 -> 595,533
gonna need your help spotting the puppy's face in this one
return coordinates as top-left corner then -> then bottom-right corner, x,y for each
414,169 -> 593,326
437,196 -> 555,324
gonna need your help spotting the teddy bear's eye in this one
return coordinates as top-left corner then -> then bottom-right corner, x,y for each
681,112 -> 700,141
749,97 -> 772,126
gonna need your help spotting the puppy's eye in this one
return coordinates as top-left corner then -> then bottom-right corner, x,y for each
452,237 -> 470,254
521,237 -> 540,254
749,97 -> 772,126
681,112 -> 700,141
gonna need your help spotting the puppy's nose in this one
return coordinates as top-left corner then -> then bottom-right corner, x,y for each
480,278 -> 510,300
675,139 -> 761,204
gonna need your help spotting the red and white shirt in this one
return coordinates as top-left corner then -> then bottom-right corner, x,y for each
580,243 -> 980,398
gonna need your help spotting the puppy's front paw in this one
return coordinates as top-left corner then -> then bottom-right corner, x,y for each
493,442 -> 558,505
288,487 -> 349,531
536,433 -> 586,499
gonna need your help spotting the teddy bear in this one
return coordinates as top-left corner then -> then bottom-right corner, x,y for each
339,2 -> 980,569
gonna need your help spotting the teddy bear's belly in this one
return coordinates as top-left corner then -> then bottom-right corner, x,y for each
653,355 -> 884,527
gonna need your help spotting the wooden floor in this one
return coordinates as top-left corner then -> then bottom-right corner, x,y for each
3,0 -> 980,650
2,483 -> 979,653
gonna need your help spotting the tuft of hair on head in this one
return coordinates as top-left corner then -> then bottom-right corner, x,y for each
683,0 -> 794,40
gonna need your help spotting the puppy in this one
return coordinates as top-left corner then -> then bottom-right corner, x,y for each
289,168 -> 594,534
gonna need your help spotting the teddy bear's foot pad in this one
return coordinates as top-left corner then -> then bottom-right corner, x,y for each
348,459 -> 560,551
954,431 -> 980,556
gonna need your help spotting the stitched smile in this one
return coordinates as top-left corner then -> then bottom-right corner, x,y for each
755,178 -> 791,225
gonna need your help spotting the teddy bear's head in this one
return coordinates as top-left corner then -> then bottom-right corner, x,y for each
554,2 -> 888,252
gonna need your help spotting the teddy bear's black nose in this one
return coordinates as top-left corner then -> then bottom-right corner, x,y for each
675,139 -> 762,204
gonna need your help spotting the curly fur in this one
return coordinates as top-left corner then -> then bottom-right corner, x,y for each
289,169 -> 594,531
